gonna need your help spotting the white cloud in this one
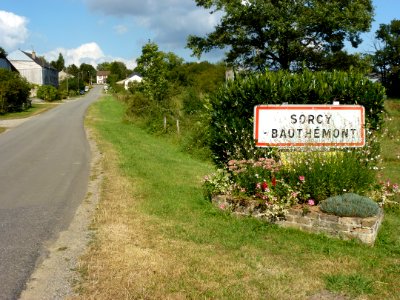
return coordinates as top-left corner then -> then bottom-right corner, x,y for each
84,0 -> 221,56
44,42 -> 137,69
0,10 -> 29,50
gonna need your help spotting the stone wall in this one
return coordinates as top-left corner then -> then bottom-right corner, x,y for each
277,207 -> 383,245
212,195 -> 383,245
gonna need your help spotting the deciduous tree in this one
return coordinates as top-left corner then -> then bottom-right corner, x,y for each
50,53 -> 65,72
187,0 -> 373,71
374,19 -> 400,96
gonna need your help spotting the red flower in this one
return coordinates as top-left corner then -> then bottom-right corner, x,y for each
261,181 -> 268,191
272,177 -> 277,187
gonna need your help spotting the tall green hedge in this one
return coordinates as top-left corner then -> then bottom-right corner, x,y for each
208,70 -> 386,166
0,69 -> 31,113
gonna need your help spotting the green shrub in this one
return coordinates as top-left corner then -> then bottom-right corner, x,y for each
0,69 -> 31,113
208,69 -> 386,167
320,193 -> 380,218
37,85 -> 59,101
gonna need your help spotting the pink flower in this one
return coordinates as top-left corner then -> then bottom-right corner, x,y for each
393,183 -> 399,192
256,182 -> 261,189
219,203 -> 226,210
299,176 -> 305,182
307,199 -> 315,206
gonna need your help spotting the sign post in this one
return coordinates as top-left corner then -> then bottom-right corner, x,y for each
254,105 -> 365,147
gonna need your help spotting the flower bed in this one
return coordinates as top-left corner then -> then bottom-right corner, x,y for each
212,195 -> 384,245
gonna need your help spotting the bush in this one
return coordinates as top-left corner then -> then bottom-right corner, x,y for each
0,69 -> 31,113
37,85 -> 60,101
208,70 -> 386,167
320,193 -> 380,218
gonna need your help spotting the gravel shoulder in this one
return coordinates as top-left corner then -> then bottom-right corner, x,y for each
0,117 -> 33,130
18,128 -> 102,299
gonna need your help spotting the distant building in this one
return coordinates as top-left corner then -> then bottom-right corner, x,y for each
8,50 -> 59,87
58,70 -> 74,81
116,72 -> 142,90
96,71 -> 110,84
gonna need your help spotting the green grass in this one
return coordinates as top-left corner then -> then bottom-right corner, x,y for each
89,96 -> 400,299
0,103 -> 57,120
379,99 -> 400,205
324,273 -> 374,297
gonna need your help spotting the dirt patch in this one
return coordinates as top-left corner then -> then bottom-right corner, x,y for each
0,117 -> 32,132
19,128 -> 103,299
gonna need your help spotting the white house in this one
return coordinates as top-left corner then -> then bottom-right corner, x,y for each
8,50 -> 59,87
58,70 -> 74,81
96,70 -> 110,84
117,72 -> 143,90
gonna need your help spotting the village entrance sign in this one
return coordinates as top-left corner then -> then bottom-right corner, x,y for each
254,105 -> 365,147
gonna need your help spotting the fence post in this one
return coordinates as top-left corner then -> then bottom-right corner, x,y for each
176,119 -> 180,135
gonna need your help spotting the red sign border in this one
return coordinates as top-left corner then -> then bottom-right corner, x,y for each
254,105 -> 365,147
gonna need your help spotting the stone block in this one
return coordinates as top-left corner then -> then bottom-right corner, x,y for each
319,213 -> 339,223
339,217 -> 362,227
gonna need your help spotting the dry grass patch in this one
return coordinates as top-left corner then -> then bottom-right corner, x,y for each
73,141 -> 327,299
72,141 -> 349,299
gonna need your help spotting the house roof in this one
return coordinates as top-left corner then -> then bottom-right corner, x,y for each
97,70 -> 111,76
129,72 -> 142,78
0,57 -> 18,72
21,50 -> 57,71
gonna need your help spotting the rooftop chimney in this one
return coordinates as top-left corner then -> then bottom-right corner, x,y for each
31,50 -> 36,59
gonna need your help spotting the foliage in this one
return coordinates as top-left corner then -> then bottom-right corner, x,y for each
203,147 -> 383,218
50,53 -> 65,72
188,0 -> 373,71
0,69 -> 31,113
0,47 -> 7,58
134,42 -> 179,103
320,193 -> 380,218
374,19 -> 400,97
281,133 -> 381,202
172,61 -> 226,94
203,169 -> 232,200
125,43 -> 226,159
370,179 -> 400,207
80,63 -> 97,85
36,85 -> 59,101
208,70 -> 386,167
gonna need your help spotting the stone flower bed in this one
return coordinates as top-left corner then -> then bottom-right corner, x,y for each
212,195 -> 383,245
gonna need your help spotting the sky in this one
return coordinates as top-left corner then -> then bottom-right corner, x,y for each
0,0 -> 399,70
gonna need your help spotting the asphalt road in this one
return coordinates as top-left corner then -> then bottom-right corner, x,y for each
0,85 -> 102,300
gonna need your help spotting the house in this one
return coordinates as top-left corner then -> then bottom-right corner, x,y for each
7,50 -> 59,87
58,70 -> 74,81
116,72 -> 142,90
0,55 -> 18,72
96,70 -> 110,84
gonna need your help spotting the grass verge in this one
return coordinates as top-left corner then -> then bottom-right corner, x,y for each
0,103 -> 59,120
77,96 -> 400,299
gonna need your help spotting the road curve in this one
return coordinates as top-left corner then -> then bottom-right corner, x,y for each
0,86 -> 103,300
